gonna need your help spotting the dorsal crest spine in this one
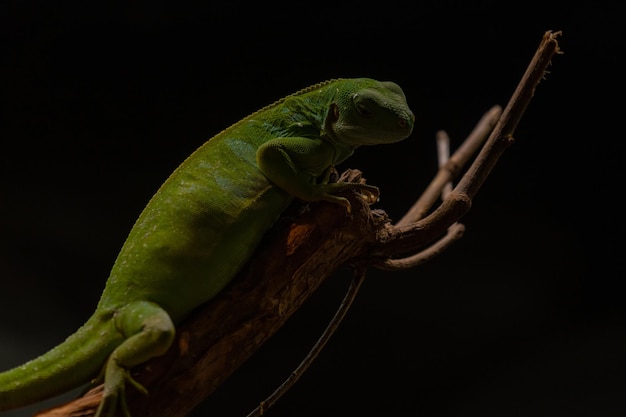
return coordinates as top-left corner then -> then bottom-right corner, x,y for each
214,79 -> 344,138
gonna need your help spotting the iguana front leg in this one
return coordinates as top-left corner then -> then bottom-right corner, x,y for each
257,137 -> 379,210
96,301 -> 175,417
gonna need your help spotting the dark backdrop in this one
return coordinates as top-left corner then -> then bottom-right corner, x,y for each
1,2 -> 623,416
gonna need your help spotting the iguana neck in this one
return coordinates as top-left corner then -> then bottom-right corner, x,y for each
321,108 -> 357,165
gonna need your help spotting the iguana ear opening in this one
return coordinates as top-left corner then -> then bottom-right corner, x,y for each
321,103 -> 340,139
330,103 -> 340,122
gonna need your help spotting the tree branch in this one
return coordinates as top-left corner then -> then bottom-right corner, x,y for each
33,30 -> 561,417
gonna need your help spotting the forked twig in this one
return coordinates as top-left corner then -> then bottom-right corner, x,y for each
395,105 -> 501,227
375,30 -> 562,259
377,128 -> 472,271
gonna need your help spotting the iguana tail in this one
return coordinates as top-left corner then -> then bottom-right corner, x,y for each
0,313 -> 122,411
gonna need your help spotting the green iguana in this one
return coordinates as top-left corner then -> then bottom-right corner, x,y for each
0,78 -> 414,417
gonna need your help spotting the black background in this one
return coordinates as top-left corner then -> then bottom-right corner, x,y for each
0,2 -> 623,416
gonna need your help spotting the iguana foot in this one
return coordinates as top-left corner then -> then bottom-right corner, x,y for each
95,301 -> 175,417
95,360 -> 148,417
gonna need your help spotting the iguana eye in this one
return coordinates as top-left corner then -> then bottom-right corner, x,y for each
353,94 -> 374,118
357,103 -> 374,118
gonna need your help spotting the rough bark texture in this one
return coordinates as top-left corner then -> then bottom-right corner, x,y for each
127,171 -> 382,417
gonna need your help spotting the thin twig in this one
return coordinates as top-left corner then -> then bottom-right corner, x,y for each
375,222 -> 465,270
455,30 -> 562,200
246,268 -> 367,417
436,130 -> 454,199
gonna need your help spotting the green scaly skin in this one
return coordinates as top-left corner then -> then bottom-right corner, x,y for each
0,78 -> 414,416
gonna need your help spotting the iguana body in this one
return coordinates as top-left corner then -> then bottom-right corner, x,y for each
0,78 -> 414,416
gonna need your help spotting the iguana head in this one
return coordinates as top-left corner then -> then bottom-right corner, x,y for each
325,78 -> 414,146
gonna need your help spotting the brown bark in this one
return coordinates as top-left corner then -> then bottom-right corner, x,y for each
34,30 -> 562,417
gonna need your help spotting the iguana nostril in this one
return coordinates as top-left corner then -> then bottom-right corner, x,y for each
399,113 -> 414,129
